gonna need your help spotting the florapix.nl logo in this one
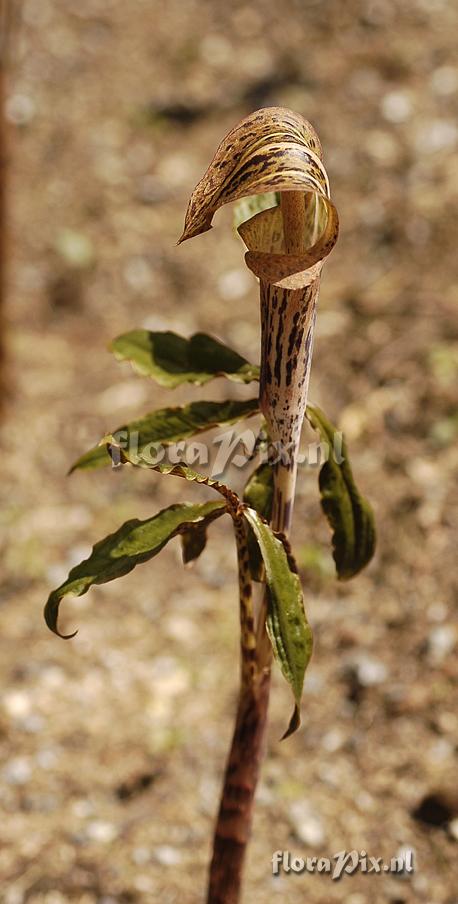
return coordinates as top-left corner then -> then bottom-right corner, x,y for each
107,425 -> 345,478
271,848 -> 415,881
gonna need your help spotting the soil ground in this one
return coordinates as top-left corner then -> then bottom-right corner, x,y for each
1,1 -> 457,903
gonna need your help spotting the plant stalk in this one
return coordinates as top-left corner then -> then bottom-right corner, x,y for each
206,669 -> 271,904
207,191 -> 314,903
0,22 -> 6,414
206,516 -> 269,904
179,109 -> 338,904
261,190 -> 313,536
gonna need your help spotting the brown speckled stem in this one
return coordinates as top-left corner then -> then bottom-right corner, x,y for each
207,198 -> 318,903
260,277 -> 318,535
206,518 -> 270,904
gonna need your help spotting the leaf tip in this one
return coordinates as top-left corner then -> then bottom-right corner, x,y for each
44,594 -> 78,640
280,704 -> 301,740
58,627 -> 78,640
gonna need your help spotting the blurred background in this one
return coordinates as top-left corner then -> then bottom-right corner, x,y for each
0,1 -> 457,902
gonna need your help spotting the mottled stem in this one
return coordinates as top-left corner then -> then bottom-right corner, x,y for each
0,52 -> 6,413
207,272 -> 318,902
262,190 -> 315,534
207,518 -> 270,904
207,200 -> 320,903
206,671 -> 270,904
256,195 -> 319,662
234,517 -> 257,688
260,279 -> 318,534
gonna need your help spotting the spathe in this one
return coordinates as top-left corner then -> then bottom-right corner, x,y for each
180,106 -> 339,534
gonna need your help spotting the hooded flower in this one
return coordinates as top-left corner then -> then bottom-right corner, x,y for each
180,107 -> 339,533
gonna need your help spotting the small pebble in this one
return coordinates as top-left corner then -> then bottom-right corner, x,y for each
3,691 -> 31,719
431,65 -> 458,96
86,821 -> 118,844
154,845 -> 183,866
39,666 -> 65,689
55,229 -> 94,269
93,151 -> 126,186
133,875 -> 154,893
321,728 -> 345,752
5,93 -> 36,126
35,748 -> 59,769
288,801 -> 325,846
354,655 -> 388,686
415,119 -> 457,154
381,90 -> 412,123
158,153 -> 193,187
96,380 -> 148,415
136,175 -> 169,204
126,141 -> 155,172
200,34 -> 232,66
3,757 -> 31,785
364,129 -> 399,165
148,656 -> 190,697
163,614 -> 198,644
123,256 -> 153,291
22,714 -> 45,734
428,738 -> 454,763
355,790 -> 375,812
427,625 -> 456,664
132,846 -> 151,865
72,798 -> 94,819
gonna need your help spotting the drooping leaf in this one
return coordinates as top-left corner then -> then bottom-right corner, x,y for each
179,464 -> 242,562
70,398 -> 260,473
45,500 -> 226,638
110,330 -> 260,387
107,446 -> 245,566
305,404 -> 376,580
242,506 -> 313,738
243,463 -> 274,580
181,522 -> 209,565
181,482 -> 232,564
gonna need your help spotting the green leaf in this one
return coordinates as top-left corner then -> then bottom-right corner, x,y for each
181,522 -> 209,565
232,192 -> 279,230
243,464 -> 274,518
70,398 -> 260,473
243,463 -> 274,580
305,404 -> 376,580
181,498 -> 224,564
110,330 -> 260,387
45,500 -> 226,637
242,507 -> 313,738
